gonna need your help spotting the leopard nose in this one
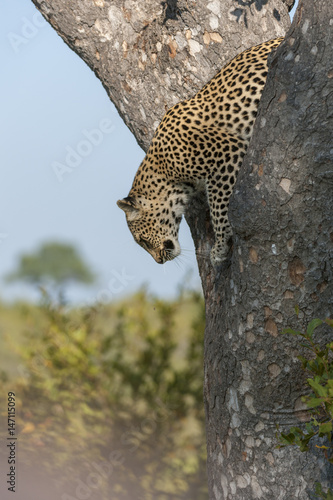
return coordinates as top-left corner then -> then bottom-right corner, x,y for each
164,240 -> 175,250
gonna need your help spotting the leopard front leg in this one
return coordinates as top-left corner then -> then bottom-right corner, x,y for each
205,134 -> 247,265
206,180 -> 234,265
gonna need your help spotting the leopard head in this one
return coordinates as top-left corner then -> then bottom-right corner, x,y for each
117,195 -> 182,264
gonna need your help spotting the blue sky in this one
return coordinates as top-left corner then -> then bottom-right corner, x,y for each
1,0 -> 200,303
0,0 -> 297,303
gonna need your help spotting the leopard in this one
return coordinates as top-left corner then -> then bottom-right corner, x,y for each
117,37 -> 283,265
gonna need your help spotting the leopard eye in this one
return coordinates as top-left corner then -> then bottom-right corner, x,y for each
140,237 -> 152,250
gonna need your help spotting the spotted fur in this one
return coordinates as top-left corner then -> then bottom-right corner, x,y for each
118,37 -> 283,264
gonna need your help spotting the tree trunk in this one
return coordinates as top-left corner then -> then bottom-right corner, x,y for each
30,0 -> 332,498
31,0 -> 291,150
203,1 -> 333,498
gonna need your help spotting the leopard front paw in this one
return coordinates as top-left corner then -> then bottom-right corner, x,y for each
210,242 -> 230,266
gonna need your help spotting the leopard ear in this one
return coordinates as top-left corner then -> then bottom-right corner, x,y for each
117,196 -> 140,217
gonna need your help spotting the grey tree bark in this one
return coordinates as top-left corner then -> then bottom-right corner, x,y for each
30,0 -> 332,498
204,1 -> 333,498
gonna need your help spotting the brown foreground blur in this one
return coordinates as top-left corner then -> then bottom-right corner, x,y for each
0,288 -> 207,500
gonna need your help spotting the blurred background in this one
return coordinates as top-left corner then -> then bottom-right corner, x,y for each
0,0 -> 200,306
0,287 -> 207,500
0,1 -> 298,499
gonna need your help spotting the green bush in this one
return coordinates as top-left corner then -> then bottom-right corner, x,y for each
1,289 -> 207,500
277,318 -> 333,499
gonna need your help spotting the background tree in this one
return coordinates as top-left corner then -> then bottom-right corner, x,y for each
29,0 -> 333,498
6,241 -> 94,302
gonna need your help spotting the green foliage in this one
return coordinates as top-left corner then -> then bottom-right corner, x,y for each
277,318 -> 333,499
315,483 -> 333,500
0,289 -> 207,499
6,241 -> 94,287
